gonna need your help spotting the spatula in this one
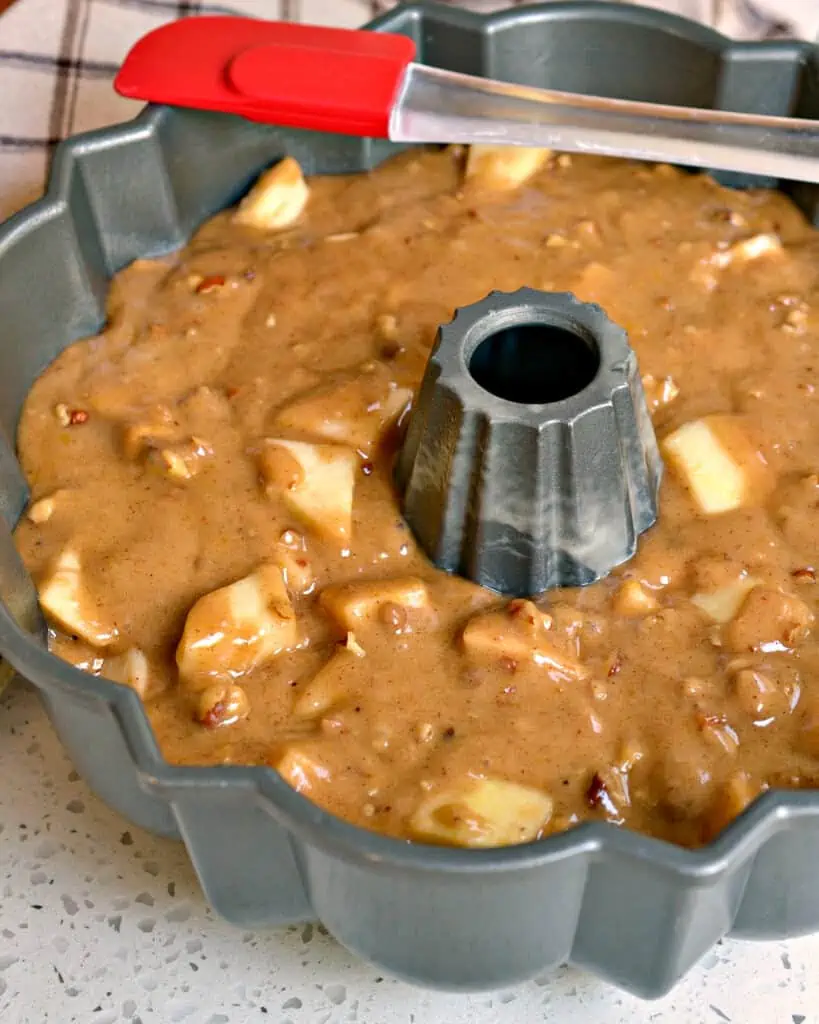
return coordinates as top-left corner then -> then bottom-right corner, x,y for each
115,16 -> 819,183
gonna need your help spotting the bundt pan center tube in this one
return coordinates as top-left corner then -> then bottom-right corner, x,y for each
0,0 -> 819,999
396,287 -> 662,594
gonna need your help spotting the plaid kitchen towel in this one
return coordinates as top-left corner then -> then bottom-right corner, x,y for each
0,0 -> 817,218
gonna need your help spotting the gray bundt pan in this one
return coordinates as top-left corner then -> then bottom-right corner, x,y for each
0,1 -> 818,998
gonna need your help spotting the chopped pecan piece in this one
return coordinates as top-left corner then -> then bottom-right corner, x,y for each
197,683 -> 250,727
195,274 -> 226,294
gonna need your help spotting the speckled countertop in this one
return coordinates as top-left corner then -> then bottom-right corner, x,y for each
0,680 -> 816,1024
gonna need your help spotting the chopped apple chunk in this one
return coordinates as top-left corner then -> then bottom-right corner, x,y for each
702,771 -> 759,842
694,235 -> 784,289
148,437 -> 213,481
260,439 -> 357,542
344,631 -> 366,657
320,577 -> 431,635
410,777 -> 553,848
233,156 -> 308,231
176,564 -> 298,689
725,587 -> 813,653
27,489 -> 68,524
641,375 -> 680,416
180,385 -> 234,423
276,746 -> 332,795
465,145 -> 551,190
571,261 -> 616,305
103,647 -> 155,699
38,549 -> 119,647
691,575 -> 759,624
661,415 -> 769,514
724,233 -> 783,264
274,371 -> 412,454
122,406 -> 180,459
614,580 -> 659,617
28,496 -> 56,524
293,643 -> 361,718
731,666 -> 787,720
461,600 -> 588,681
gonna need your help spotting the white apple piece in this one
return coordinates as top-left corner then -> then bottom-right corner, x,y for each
461,599 -> 588,681
233,156 -> 309,231
276,746 -> 332,796
176,564 -> 298,689
320,577 -> 431,635
103,647 -> 154,699
691,575 -> 759,624
614,579 -> 659,617
410,777 -> 553,848
292,638 -> 363,719
38,549 -> 119,648
465,145 -> 551,190
661,415 -> 769,514
260,439 -> 357,543
274,373 -> 412,455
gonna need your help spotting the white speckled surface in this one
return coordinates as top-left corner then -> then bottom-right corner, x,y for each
0,679 -> 816,1024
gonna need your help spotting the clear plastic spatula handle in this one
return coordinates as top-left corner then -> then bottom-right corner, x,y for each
115,16 -> 819,183
395,63 -> 819,182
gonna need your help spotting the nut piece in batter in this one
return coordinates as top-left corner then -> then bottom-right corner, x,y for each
196,683 -> 251,728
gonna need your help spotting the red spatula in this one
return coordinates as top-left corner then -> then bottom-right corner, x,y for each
115,16 -> 819,183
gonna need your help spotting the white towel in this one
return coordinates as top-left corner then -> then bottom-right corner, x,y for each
0,0 -> 816,220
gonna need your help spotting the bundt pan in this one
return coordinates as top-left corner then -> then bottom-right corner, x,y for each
0,0 -> 818,998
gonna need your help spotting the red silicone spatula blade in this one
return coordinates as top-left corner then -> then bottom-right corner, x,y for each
115,17 -> 416,137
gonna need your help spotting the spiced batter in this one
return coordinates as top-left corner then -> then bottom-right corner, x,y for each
14,147 -> 819,848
